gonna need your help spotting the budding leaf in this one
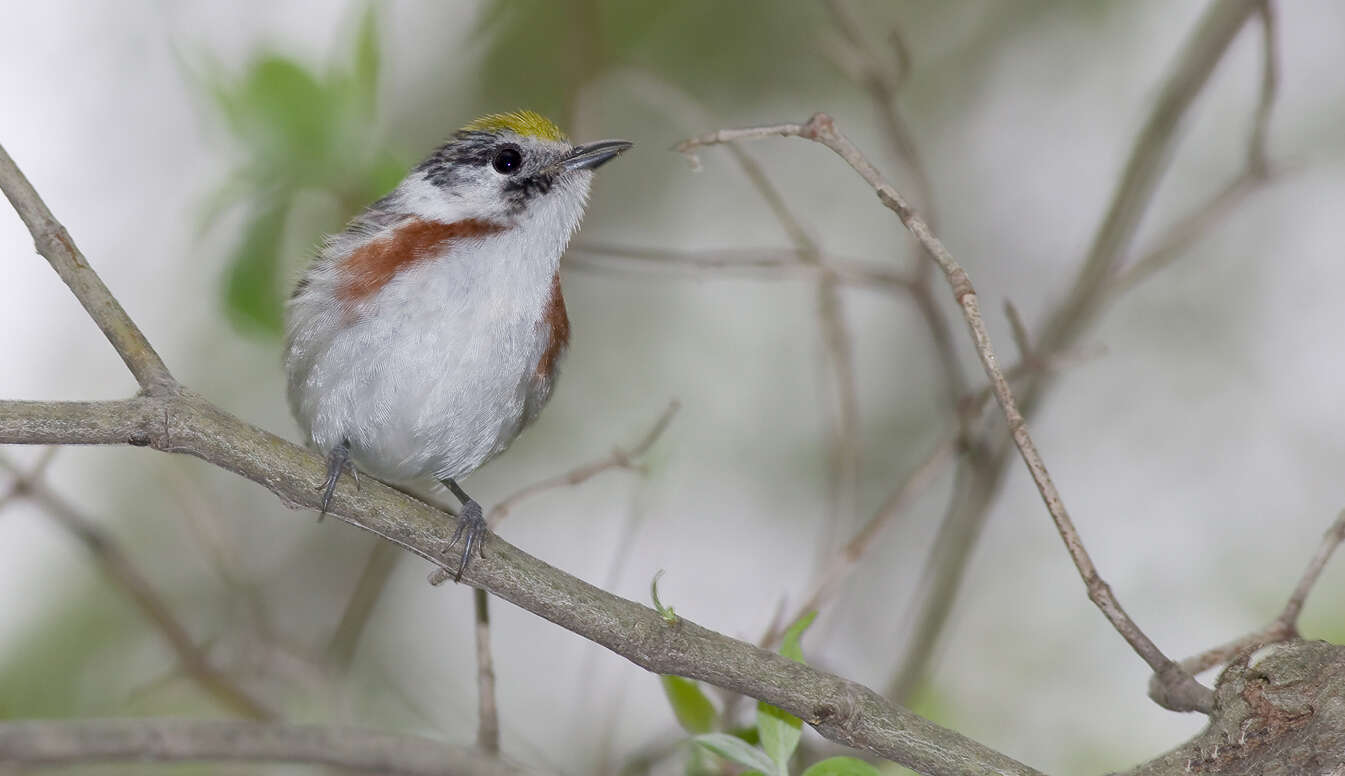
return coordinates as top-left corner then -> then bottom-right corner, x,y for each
660,675 -> 718,734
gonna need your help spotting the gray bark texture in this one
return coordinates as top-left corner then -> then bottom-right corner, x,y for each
1121,640 -> 1345,776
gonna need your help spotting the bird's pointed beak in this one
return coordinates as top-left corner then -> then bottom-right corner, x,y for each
561,139 -> 633,171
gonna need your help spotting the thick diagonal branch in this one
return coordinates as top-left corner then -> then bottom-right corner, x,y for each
0,395 -> 1043,776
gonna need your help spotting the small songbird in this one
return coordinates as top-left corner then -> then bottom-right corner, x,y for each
284,111 -> 631,579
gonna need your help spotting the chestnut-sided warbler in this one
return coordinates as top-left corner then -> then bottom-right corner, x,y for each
284,111 -> 630,579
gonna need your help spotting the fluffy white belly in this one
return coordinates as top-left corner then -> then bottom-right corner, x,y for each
288,253 -> 554,484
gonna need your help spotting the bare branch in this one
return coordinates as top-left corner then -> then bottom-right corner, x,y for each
0,143 -> 175,393
822,0 -> 935,226
878,0 -> 1270,708
566,243 -> 914,291
1003,301 -> 1033,365
1169,509 -> 1345,681
677,112 -> 1214,713
1032,0 -> 1264,371
476,588 -> 501,754
486,400 -> 680,526
0,397 -> 1039,775
1109,169 -> 1267,295
326,541 -> 401,671
764,435 -> 956,647
1248,0 -> 1278,174
0,718 -> 541,775
0,453 -> 275,720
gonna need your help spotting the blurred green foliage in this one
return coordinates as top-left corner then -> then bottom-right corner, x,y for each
201,0 -> 845,339
475,0 -> 831,123
203,6 -> 406,337
668,611 -> 877,776
0,591 -> 133,719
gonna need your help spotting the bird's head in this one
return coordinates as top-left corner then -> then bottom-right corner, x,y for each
399,110 -> 631,230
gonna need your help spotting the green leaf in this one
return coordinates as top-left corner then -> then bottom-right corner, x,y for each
728,724 -> 760,745
660,676 -> 718,734
780,610 -> 817,663
223,204 -> 289,337
800,757 -> 882,776
755,611 -> 817,774
693,733 -> 776,774
233,56 -> 337,175
756,701 -> 801,775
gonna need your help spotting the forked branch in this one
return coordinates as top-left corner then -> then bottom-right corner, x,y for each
676,113 -> 1215,713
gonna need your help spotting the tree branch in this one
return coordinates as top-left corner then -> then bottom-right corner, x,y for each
676,112 -> 1214,714
1164,508 -> 1345,683
0,132 -> 1049,773
0,143 -> 175,394
0,453 -> 275,720
1031,0 -> 1264,375
485,399 -> 679,527
881,0 -> 1270,709
475,587 -> 501,755
0,718 -> 541,775
0,394 -> 1040,775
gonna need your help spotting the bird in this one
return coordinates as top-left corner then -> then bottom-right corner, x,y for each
284,110 -> 631,580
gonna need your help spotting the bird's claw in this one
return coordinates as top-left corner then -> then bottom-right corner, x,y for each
445,499 -> 487,582
317,440 -> 355,521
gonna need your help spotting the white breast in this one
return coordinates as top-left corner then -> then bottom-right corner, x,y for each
285,179 -> 584,484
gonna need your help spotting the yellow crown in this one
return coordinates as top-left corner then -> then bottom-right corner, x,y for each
462,111 -> 567,142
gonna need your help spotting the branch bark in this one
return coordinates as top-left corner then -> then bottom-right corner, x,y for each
0,144 -> 174,393
0,393 -> 1041,776
0,718 -> 542,776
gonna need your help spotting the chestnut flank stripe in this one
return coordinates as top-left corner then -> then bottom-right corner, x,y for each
535,271 -> 569,380
338,218 -> 505,302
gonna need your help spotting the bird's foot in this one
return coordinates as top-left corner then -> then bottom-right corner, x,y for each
317,439 -> 358,521
442,478 -> 489,582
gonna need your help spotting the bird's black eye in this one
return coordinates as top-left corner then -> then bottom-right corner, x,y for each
492,147 -> 523,175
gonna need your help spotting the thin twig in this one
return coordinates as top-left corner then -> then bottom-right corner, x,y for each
326,541 -> 401,671
0,143 -> 175,393
1003,301 -> 1033,364
566,243 -> 914,291
486,400 -> 680,526
762,435 -> 956,647
677,113 -> 1215,713
1248,1 -> 1278,175
822,0 -> 935,228
881,0 -> 1270,708
0,453 -> 276,720
821,1 -> 967,404
721,145 -> 863,541
475,588 -> 500,754
0,718 -> 542,776
1031,0 -> 1265,376
1168,509 -> 1345,680
1109,169 -> 1267,295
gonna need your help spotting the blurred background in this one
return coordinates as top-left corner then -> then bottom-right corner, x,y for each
2,0 -> 1344,773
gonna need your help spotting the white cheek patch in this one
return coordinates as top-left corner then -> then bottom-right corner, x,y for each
397,173 -> 500,223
